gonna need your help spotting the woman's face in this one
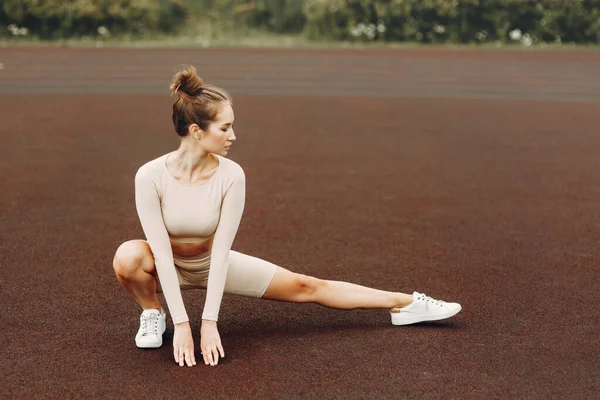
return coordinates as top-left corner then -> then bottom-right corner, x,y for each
198,102 -> 236,156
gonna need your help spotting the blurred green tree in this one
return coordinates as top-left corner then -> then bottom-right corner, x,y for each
301,0 -> 600,44
1,0 -> 598,44
0,0 -> 187,39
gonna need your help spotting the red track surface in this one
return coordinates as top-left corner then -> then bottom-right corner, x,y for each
1,48 -> 599,399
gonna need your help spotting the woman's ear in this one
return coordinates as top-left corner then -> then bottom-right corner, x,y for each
189,124 -> 202,140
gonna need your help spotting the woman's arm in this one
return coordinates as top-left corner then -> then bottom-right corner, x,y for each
202,165 -> 246,321
135,167 -> 189,324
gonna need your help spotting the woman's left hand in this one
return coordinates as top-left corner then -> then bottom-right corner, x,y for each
200,320 -> 224,366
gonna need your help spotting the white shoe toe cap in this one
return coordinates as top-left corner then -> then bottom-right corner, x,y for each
136,335 -> 162,348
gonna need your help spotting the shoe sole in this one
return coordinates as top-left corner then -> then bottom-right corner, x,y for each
391,305 -> 462,326
135,327 -> 166,349
136,340 -> 163,349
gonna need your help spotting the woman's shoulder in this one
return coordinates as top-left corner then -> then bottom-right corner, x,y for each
216,155 -> 245,179
136,153 -> 169,179
138,153 -> 169,171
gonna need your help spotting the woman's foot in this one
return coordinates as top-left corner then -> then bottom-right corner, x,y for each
135,309 -> 167,348
390,292 -> 461,325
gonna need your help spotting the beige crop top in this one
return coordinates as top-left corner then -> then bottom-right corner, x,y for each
135,153 -> 245,324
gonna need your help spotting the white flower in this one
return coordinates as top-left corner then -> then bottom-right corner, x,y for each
365,25 -> 376,40
350,22 -> 379,39
509,29 -> 522,41
350,26 -> 361,37
475,30 -> 487,41
8,24 -> 28,36
434,24 -> 445,34
97,26 -> 109,36
377,22 -> 386,33
521,34 -> 533,47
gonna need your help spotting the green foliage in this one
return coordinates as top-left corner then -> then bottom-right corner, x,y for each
0,0 -> 188,39
302,0 -> 600,44
245,0 -> 306,33
180,0 -> 305,35
1,0 -> 599,44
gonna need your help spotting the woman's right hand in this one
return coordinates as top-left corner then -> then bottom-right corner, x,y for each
173,322 -> 196,367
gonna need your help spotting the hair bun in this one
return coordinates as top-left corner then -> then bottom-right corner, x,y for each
170,65 -> 204,97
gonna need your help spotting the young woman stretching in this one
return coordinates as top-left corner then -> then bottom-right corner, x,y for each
112,66 -> 462,368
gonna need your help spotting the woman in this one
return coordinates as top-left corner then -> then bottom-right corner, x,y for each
113,66 -> 461,368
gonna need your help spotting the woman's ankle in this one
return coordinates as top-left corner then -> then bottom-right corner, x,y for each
390,293 -> 414,311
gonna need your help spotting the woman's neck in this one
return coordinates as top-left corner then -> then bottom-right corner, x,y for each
168,140 -> 217,182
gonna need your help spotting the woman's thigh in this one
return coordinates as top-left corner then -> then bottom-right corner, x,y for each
223,251 -> 278,298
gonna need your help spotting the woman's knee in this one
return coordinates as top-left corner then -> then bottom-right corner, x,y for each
113,240 -> 153,279
293,274 -> 327,301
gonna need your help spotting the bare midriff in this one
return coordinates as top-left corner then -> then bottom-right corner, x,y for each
170,238 -> 213,257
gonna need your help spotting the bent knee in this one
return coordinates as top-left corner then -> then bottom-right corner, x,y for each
113,240 -> 153,278
294,274 -> 326,300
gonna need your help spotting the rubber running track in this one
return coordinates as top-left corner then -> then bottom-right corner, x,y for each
1,47 -> 599,399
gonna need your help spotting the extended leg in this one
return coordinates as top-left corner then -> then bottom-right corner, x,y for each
225,251 -> 461,324
263,267 -> 413,310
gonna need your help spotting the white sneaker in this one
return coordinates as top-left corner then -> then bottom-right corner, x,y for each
135,309 -> 166,348
391,292 -> 462,326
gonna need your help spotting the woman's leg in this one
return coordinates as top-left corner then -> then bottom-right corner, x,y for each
113,240 -> 172,349
262,267 -> 413,310
224,251 -> 412,310
225,251 -> 460,325
113,239 -> 162,311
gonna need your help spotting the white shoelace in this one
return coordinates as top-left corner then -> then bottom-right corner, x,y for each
140,313 -> 160,336
418,294 -> 445,307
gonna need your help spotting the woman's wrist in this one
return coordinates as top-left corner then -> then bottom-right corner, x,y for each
202,319 -> 217,327
174,321 -> 191,330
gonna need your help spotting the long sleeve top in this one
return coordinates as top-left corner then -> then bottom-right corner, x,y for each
134,153 -> 245,324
